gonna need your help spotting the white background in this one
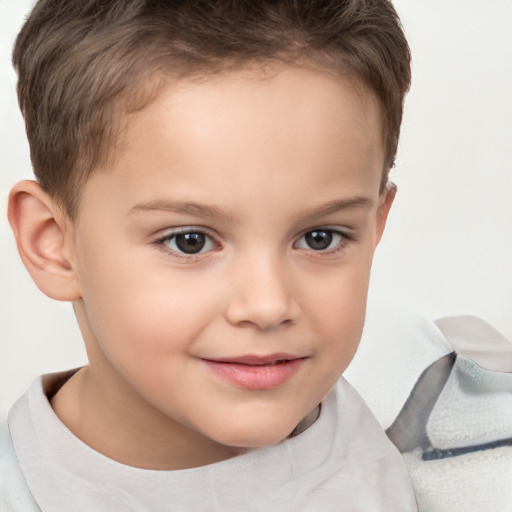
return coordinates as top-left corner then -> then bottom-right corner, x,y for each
1,0 -> 511,417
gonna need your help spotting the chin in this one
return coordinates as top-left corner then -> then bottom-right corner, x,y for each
208,416 -> 299,449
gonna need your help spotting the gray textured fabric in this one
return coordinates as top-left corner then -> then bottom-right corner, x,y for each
384,317 -> 512,512
347,308 -> 512,512
402,352 -> 512,512
0,422 -> 41,512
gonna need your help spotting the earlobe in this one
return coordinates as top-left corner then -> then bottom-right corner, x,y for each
375,181 -> 397,245
8,180 -> 81,301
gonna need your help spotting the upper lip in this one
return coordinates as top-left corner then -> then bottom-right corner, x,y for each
202,353 -> 306,365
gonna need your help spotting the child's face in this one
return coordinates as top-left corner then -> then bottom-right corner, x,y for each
68,65 -> 391,457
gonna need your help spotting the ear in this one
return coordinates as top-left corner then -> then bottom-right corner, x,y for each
8,180 -> 81,301
374,181 -> 397,245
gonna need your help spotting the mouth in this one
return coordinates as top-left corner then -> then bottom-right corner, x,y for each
201,354 -> 307,390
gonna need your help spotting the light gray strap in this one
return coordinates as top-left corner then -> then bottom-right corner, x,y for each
0,421 -> 41,512
386,353 -> 456,453
435,315 -> 512,372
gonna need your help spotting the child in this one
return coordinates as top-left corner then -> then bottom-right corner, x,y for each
1,0 -> 417,510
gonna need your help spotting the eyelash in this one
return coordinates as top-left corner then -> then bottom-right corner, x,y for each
151,227 -> 353,261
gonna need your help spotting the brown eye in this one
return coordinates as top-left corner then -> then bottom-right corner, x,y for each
174,233 -> 206,253
162,231 -> 215,255
294,229 -> 346,252
304,230 -> 333,250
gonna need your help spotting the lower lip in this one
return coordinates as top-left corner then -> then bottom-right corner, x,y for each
203,358 -> 305,390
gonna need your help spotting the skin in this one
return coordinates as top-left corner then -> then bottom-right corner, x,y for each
9,65 -> 394,470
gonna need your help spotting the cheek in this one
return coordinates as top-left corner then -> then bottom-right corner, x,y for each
322,297 -> 365,374
78,250 -> 228,372
75,242 -> 212,357
78,271 -> 211,406
307,258 -> 372,374
85,277 -> 203,351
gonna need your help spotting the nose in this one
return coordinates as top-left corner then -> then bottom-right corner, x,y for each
224,253 -> 301,330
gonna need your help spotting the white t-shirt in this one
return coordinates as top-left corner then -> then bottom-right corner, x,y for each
5,372 -> 417,511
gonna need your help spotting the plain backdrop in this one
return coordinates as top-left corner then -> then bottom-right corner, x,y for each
1,0 -> 511,417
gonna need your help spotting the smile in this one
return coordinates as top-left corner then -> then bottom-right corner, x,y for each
201,354 -> 307,390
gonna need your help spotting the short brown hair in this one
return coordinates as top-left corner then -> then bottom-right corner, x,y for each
13,0 -> 411,218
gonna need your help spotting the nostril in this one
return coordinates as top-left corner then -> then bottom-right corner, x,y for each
224,263 -> 301,329
225,300 -> 300,330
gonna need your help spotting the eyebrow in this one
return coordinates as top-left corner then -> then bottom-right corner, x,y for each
305,196 -> 374,218
128,195 -> 373,220
128,200 -> 229,219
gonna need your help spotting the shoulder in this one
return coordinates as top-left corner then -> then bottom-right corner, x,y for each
0,420 -> 41,511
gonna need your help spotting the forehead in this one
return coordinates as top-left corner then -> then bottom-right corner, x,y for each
116,63 -> 383,144
84,65 -> 385,218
